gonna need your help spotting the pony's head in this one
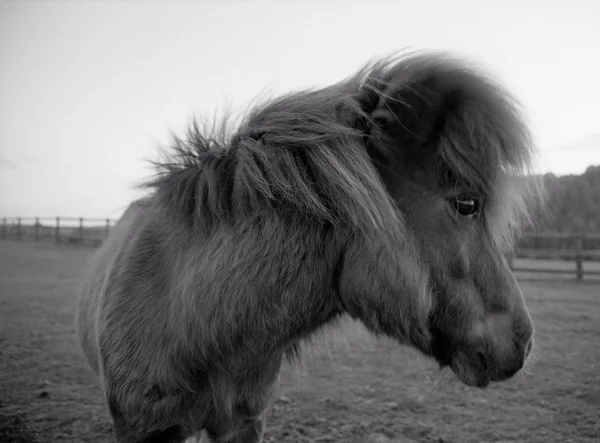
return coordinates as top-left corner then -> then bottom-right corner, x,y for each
340,52 -> 541,387
147,51 -> 542,389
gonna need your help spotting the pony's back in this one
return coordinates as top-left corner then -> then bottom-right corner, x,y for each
75,198 -> 151,374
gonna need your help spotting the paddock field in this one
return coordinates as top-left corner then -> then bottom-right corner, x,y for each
0,241 -> 598,443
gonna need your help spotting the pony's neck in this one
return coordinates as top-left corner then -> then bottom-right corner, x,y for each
169,214 -> 345,377
210,281 -> 343,377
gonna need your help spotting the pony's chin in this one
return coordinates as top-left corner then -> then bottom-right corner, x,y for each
449,350 -> 491,388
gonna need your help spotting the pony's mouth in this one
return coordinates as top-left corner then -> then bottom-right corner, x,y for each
449,349 -> 490,388
429,328 -> 491,388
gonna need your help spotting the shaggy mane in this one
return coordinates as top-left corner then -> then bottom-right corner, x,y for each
144,74 -> 405,242
144,50 -> 542,245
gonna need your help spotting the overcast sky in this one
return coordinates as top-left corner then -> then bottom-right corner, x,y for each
1,0 -> 599,219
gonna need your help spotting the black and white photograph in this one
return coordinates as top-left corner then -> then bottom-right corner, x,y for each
1,1 -> 599,442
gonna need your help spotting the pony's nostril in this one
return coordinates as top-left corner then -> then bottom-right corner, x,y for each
524,337 -> 533,358
514,331 -> 533,359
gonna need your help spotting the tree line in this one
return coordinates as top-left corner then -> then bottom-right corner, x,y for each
516,165 -> 600,252
533,165 -> 600,233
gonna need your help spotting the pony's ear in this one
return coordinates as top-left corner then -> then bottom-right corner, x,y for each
375,80 -> 448,145
358,61 -> 466,161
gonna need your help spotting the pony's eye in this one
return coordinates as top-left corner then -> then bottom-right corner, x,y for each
451,197 -> 480,218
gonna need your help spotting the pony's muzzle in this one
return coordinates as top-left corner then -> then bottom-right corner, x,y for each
450,311 -> 534,388
486,318 -> 534,382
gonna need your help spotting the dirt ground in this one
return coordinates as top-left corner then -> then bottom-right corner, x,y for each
1,240 -> 598,443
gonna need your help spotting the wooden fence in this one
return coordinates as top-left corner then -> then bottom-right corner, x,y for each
1,218 -> 600,280
509,232 -> 600,280
1,217 -> 116,247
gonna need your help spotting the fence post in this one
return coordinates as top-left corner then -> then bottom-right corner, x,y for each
17,217 -> 22,240
575,235 -> 583,280
34,217 -> 40,241
105,218 -> 110,236
55,217 -> 60,243
1,218 -> 5,239
79,217 -> 84,244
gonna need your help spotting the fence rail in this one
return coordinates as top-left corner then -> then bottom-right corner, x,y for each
2,219 -> 600,280
509,232 -> 600,280
1,216 -> 116,247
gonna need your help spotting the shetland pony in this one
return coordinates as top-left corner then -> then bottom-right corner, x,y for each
76,51 -> 541,443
